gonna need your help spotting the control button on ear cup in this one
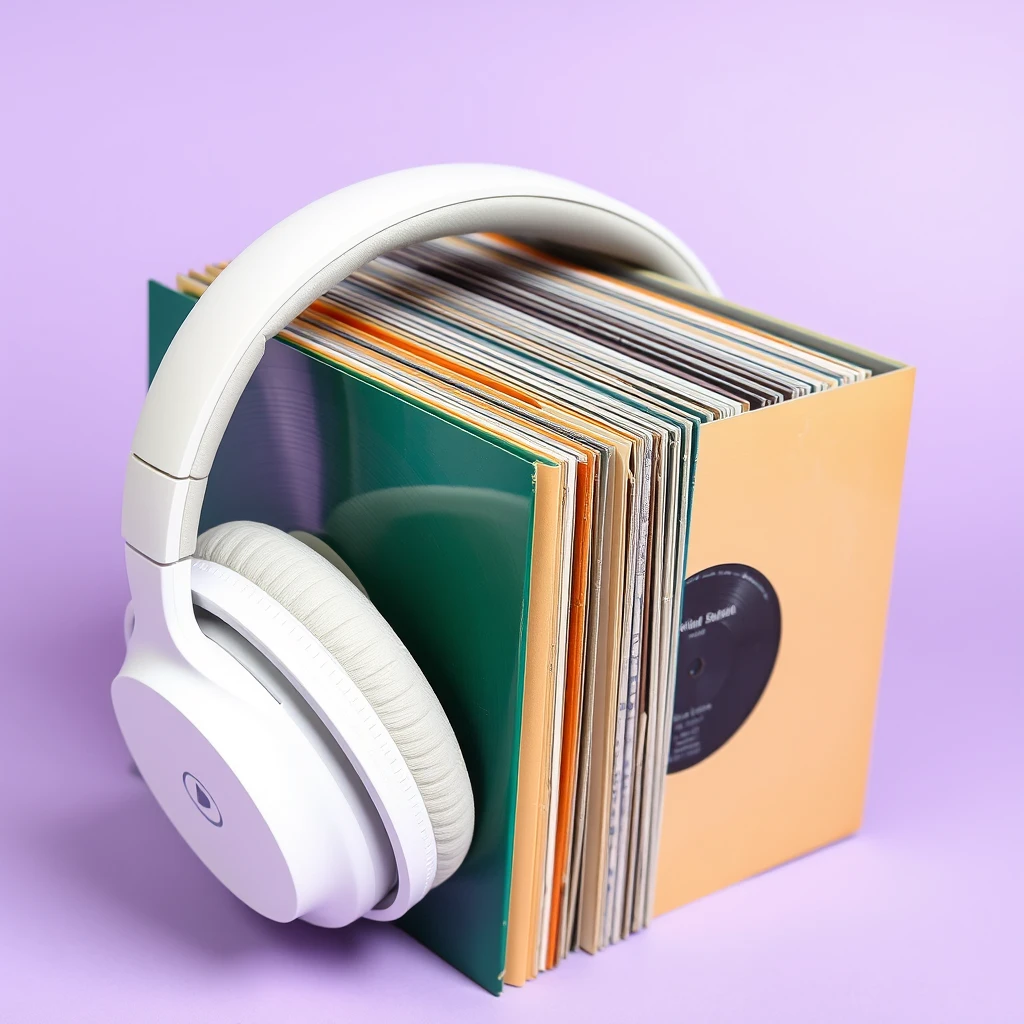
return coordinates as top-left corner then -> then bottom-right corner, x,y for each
123,601 -> 136,646
195,521 -> 474,887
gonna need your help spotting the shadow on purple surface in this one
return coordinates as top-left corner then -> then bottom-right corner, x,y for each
30,787 -> 407,970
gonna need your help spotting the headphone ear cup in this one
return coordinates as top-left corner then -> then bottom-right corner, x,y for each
195,520 -> 474,886
288,529 -> 369,597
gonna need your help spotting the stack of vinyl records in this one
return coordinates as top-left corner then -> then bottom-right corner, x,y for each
162,233 -> 890,991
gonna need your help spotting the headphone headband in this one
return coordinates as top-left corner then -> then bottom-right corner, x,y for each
124,163 -> 718,566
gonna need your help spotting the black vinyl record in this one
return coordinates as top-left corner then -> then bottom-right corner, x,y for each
667,563 -> 781,773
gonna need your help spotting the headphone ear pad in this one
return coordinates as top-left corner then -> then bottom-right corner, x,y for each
195,520 -> 474,886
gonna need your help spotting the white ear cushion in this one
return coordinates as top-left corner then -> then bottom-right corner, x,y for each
195,520 -> 474,886
289,530 -> 369,597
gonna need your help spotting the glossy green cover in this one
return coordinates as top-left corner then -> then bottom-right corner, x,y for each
149,282 -> 539,993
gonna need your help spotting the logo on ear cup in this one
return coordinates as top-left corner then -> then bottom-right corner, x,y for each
182,772 -> 223,827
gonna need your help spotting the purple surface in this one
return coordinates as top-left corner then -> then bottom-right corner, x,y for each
1,2 -> 1021,1020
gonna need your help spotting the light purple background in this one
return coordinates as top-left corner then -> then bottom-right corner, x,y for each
1,2 -> 1021,1020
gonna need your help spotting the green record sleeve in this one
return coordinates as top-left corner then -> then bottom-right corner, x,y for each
149,282 -> 540,993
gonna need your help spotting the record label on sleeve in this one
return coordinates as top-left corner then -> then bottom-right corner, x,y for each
667,563 -> 781,774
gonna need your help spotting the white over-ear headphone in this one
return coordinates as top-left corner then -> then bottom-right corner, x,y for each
112,164 -> 719,928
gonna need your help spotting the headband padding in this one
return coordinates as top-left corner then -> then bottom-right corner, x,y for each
195,520 -> 474,886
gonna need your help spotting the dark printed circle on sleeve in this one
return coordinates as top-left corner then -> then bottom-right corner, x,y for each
667,563 -> 781,773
